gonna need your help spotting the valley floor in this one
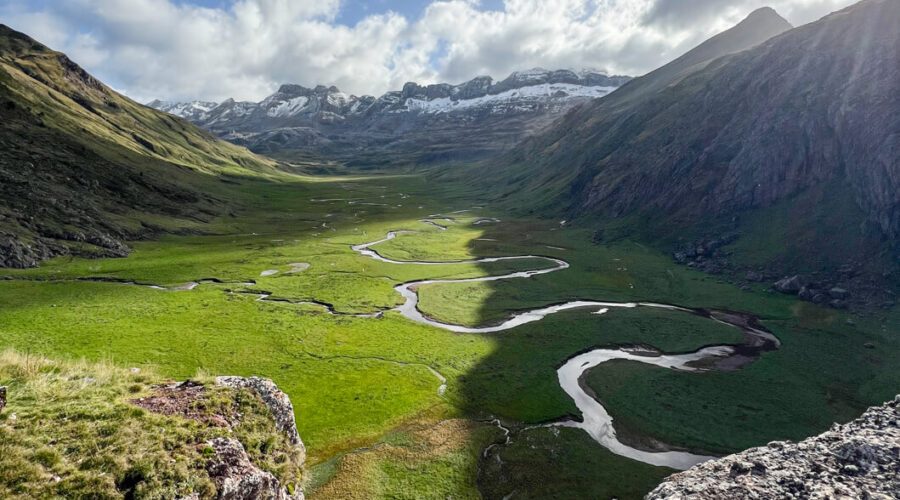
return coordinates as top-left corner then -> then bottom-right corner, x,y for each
1,173 -> 898,499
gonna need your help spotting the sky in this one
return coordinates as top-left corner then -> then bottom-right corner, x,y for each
1,0 -> 857,103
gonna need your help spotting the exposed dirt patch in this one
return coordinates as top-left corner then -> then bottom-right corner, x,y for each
130,381 -> 237,428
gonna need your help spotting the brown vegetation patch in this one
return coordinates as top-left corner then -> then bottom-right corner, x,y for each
130,380 -> 237,428
312,418 -> 480,499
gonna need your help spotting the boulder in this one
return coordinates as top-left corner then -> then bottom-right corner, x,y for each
205,437 -> 302,500
215,377 -> 304,453
774,275 -> 806,294
811,292 -> 829,305
745,270 -> 764,282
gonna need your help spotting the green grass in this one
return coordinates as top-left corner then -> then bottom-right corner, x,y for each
307,419 -> 492,499
458,307 -> 745,423
479,426 -> 674,500
0,173 -> 897,498
584,304 -> 900,454
0,350 -> 302,499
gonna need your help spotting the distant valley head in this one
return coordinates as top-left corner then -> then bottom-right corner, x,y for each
148,69 -> 631,164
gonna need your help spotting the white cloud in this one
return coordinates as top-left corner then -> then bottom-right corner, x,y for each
0,0 -> 858,102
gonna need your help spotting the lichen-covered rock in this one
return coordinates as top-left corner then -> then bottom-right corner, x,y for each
0,386 -> 7,414
215,376 -> 304,452
205,437 -> 302,500
646,396 -> 900,499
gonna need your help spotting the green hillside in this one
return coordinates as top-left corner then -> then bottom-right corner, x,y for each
0,24 -> 289,268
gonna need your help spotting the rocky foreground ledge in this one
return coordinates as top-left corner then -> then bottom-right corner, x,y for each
647,396 -> 900,499
139,376 -> 306,500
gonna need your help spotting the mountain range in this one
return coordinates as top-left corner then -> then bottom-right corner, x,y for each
149,69 -> 630,164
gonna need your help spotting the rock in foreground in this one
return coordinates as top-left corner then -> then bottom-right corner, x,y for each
647,396 -> 900,499
205,437 -> 303,500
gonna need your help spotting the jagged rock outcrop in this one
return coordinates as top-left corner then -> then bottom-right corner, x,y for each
646,396 -> 900,499
216,376 -> 305,452
202,376 -> 306,499
205,437 -> 303,500
0,234 -> 48,268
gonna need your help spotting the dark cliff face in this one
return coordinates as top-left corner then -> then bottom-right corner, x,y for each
484,0 -> 898,289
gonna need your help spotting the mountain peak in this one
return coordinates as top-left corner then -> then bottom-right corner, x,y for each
601,3 -> 794,107
276,83 -> 309,95
740,6 -> 792,31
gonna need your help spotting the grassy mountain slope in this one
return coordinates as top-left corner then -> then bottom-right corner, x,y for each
0,24 -> 286,268
464,6 -> 793,210
463,0 -> 898,292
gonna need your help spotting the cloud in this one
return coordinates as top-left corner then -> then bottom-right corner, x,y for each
0,0 -> 858,102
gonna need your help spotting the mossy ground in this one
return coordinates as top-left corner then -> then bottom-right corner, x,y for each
0,173 -> 897,498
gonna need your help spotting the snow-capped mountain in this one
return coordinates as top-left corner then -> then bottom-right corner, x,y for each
149,68 -> 630,162
145,100 -> 218,122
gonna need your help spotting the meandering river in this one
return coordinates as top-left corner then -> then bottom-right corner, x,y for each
352,222 -> 779,470
7,218 -> 776,470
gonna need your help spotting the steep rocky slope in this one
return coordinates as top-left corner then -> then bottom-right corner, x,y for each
0,24 -> 284,268
151,69 -> 630,164
646,396 -> 900,499
477,1 -> 898,301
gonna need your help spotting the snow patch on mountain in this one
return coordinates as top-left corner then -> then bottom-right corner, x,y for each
148,100 -> 218,120
403,83 -> 618,114
266,96 -> 310,117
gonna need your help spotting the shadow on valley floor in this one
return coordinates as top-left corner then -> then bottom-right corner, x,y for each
451,216 -> 900,499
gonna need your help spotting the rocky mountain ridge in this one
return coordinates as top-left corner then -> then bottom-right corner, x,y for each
149,68 -> 630,163
151,68 -> 627,122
